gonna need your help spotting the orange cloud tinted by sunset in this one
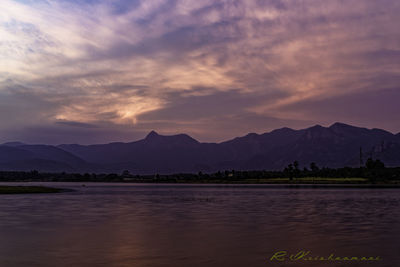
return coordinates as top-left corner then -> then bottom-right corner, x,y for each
0,0 -> 399,144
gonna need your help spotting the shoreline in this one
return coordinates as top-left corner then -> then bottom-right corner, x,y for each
1,182 -> 400,189
0,185 -> 67,194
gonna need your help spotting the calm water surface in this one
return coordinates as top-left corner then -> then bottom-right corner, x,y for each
0,183 -> 399,267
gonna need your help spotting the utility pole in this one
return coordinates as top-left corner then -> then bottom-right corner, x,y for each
359,147 -> 363,168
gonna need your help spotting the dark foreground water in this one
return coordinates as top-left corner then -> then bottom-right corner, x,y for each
0,183 -> 399,267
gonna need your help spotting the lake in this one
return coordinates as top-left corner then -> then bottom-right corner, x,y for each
0,183 -> 399,267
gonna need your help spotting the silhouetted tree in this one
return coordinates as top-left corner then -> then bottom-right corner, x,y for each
122,170 -> 131,177
285,163 -> 294,180
310,162 -> 319,172
366,158 -> 385,170
293,161 -> 300,177
30,170 -> 39,178
293,161 -> 299,170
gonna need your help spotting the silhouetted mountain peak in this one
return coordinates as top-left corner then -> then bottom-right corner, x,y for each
371,128 -> 393,135
303,124 -> 335,140
175,134 -> 199,142
309,124 -> 324,130
329,122 -> 353,129
329,122 -> 363,135
144,131 -> 199,145
2,123 -> 400,174
244,133 -> 259,139
145,130 -> 159,139
329,122 -> 394,137
269,127 -> 296,135
306,124 -> 328,134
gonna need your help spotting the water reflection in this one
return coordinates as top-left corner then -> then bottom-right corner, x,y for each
0,183 -> 399,266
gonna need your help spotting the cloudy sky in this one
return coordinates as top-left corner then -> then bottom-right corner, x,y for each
1,0 -> 399,144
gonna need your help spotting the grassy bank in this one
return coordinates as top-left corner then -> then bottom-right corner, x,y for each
0,186 -> 64,194
137,177 -> 370,184
244,177 -> 369,184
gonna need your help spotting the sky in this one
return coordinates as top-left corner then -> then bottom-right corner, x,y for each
0,0 -> 399,144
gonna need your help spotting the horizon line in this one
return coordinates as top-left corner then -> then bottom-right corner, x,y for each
1,121 -> 398,146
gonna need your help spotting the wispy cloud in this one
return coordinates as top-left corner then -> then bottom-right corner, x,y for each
0,0 -> 399,143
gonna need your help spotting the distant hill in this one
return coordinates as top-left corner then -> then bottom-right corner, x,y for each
0,144 -> 88,172
2,122 -> 400,173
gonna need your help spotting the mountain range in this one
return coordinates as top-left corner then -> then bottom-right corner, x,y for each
1,122 -> 400,174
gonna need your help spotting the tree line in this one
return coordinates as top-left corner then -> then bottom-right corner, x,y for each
0,158 -> 399,183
